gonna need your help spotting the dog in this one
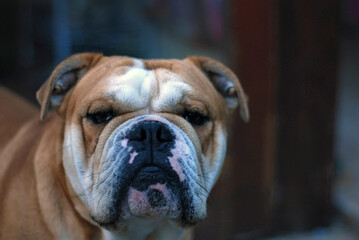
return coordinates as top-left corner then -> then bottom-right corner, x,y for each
0,53 -> 249,239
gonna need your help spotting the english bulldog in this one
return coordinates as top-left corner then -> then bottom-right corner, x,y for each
0,53 -> 249,239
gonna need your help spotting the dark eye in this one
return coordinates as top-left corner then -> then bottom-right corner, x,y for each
87,111 -> 114,124
183,110 -> 209,126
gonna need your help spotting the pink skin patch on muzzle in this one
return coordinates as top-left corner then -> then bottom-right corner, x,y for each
121,138 -> 139,164
168,136 -> 191,182
168,149 -> 186,182
121,139 -> 129,148
129,152 -> 138,164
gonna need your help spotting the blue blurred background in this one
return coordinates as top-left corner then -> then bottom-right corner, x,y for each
1,0 -> 234,102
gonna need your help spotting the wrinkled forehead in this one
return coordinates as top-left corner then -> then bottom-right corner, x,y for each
74,56 -> 218,112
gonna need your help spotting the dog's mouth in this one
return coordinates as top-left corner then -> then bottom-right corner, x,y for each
121,165 -> 182,220
130,166 -> 175,191
92,165 -> 185,228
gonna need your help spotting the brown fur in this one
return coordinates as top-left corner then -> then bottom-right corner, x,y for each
0,53 -> 248,239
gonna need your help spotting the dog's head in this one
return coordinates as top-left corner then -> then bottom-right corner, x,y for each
37,53 -> 249,230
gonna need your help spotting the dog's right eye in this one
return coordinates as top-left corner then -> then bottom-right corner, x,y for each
87,111 -> 114,124
182,110 -> 209,126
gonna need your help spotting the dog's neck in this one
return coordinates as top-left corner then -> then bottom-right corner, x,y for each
102,218 -> 186,240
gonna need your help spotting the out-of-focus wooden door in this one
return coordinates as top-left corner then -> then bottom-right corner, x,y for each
195,0 -> 338,239
195,0 -> 279,239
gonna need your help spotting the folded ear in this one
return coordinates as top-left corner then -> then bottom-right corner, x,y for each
36,53 -> 103,120
187,56 -> 250,122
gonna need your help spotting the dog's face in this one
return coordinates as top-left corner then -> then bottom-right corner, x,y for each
37,53 -> 249,231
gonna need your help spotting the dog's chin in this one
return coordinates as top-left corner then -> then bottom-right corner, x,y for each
122,184 -> 181,220
91,166 -> 201,231
118,166 -> 181,219
94,185 -> 181,232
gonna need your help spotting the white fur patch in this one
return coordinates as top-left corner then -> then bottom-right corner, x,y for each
104,67 -> 192,113
132,58 -> 144,68
106,67 -> 154,110
202,126 -> 227,192
63,123 -> 93,206
152,81 -> 193,111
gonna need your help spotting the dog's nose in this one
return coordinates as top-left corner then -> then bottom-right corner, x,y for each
128,121 -> 175,152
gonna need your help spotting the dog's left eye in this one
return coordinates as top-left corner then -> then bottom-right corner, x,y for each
87,111 -> 114,124
183,110 -> 209,126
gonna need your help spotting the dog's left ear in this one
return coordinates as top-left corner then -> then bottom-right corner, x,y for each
36,53 -> 103,120
187,56 -> 250,122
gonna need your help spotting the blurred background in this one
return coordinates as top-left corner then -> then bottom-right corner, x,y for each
0,0 -> 358,239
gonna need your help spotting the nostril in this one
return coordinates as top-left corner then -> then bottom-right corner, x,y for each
157,125 -> 174,142
131,127 -> 147,141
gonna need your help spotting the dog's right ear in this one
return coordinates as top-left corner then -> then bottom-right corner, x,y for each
187,56 -> 250,122
36,53 -> 103,120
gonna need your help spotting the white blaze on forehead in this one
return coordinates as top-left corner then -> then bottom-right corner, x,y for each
105,66 -> 193,112
132,58 -> 144,68
106,66 -> 154,109
153,81 -> 193,111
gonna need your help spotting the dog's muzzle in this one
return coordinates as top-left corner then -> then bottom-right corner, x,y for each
89,115 -> 203,228
127,120 -> 178,189
124,120 -> 182,217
